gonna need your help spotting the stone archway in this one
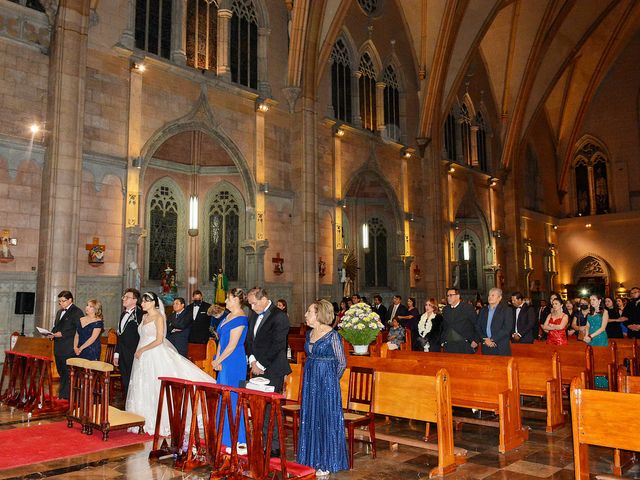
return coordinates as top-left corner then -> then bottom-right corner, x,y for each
571,254 -> 612,298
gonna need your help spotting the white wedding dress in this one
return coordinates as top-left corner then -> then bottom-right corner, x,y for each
125,319 -> 215,436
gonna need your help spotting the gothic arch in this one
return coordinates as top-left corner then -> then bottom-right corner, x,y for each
358,40 -> 383,76
335,28 -> 359,69
219,0 -> 270,29
138,89 -> 256,209
144,176 -> 188,284
201,180 -> 248,285
572,254 -> 612,283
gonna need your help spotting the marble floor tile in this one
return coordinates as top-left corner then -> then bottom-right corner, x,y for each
502,460 -> 562,477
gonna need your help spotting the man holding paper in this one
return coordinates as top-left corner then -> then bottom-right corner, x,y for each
51,291 -> 83,400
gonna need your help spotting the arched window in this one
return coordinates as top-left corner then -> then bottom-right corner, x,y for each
230,0 -> 258,89
135,0 -> 172,59
364,218 -> 387,287
382,65 -> 400,141
476,111 -> 488,171
357,0 -> 380,16
10,0 -> 45,12
460,104 -> 473,166
444,111 -> 457,161
574,142 -> 610,216
148,184 -> 178,280
208,190 -> 240,282
358,53 -> 377,132
457,234 -> 478,291
186,0 -> 217,71
331,39 -> 352,123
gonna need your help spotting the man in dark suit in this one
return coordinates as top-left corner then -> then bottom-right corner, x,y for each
166,297 -> 191,357
51,290 -> 83,400
441,287 -> 479,354
476,288 -> 514,356
372,294 -> 387,322
510,291 -> 536,344
114,288 -> 141,397
187,290 -> 212,344
245,286 -> 291,458
385,295 -> 409,325
537,299 -> 549,340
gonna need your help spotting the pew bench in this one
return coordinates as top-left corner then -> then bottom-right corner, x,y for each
379,347 -> 529,453
570,376 -> 640,479
613,368 -> 640,475
285,360 -> 464,477
613,338 -> 639,375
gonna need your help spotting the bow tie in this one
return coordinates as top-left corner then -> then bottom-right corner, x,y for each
193,302 -> 201,307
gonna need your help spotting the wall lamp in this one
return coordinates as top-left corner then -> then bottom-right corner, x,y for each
255,97 -> 270,113
446,162 -> 456,173
336,198 -> 347,208
489,177 -> 499,187
400,147 -> 413,159
333,123 -> 346,137
132,156 -> 143,168
259,182 -> 269,194
131,62 -> 146,72
405,212 -> 415,222
492,230 -> 503,238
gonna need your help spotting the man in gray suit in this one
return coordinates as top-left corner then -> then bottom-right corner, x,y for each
476,288 -> 514,356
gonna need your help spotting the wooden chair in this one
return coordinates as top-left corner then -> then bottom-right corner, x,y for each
343,366 -> 376,469
282,362 -> 304,453
401,327 -> 412,351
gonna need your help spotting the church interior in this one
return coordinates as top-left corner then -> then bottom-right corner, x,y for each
1,0 -> 640,478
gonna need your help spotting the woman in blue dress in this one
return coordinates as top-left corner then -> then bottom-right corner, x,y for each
73,299 -> 104,360
297,299 -> 348,477
212,287 -> 248,450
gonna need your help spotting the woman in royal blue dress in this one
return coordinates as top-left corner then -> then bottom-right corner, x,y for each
73,299 -> 104,360
297,299 -> 348,477
212,287 -> 249,451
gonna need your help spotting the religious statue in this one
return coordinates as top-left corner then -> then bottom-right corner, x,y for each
213,268 -> 228,305
318,257 -> 326,278
159,265 -> 177,305
0,231 -> 14,263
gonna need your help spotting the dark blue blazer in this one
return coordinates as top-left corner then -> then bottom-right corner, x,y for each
166,309 -> 192,357
476,303 -> 513,356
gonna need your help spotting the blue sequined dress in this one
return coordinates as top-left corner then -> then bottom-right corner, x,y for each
216,314 -> 248,446
297,329 -> 349,473
76,320 -> 103,360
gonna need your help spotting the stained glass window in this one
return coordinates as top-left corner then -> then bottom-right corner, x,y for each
382,65 -> 400,141
209,191 -> 240,281
357,0 -> 379,16
574,142 -> 610,216
460,104 -> 473,165
149,185 -> 178,280
364,218 -> 387,287
444,112 -> 457,161
186,0 -> 218,71
230,0 -> 258,89
359,53 -> 377,132
331,39 -> 352,123
135,0 -> 172,59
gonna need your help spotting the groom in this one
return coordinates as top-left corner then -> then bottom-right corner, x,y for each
114,288 -> 142,398
245,287 -> 291,457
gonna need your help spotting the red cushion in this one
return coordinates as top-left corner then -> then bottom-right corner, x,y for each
268,457 -> 315,476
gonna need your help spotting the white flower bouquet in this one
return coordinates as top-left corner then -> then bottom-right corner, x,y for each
338,302 -> 384,346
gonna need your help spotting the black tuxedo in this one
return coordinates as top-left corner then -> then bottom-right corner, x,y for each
166,309 -> 192,357
385,303 -> 408,324
372,303 -> 387,322
187,301 -> 212,344
245,301 -> 291,452
52,303 -> 83,399
476,303 -> 514,356
512,303 -> 536,343
115,305 -> 142,396
441,302 -> 479,354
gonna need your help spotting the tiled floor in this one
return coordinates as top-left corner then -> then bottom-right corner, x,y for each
0,403 -> 638,479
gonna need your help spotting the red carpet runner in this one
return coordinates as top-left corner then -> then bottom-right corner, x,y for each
0,421 -> 149,470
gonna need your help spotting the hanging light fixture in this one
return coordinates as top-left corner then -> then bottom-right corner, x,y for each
188,195 -> 199,236
462,238 -> 470,261
362,222 -> 369,250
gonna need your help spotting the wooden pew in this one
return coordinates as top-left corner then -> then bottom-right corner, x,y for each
613,338 -> 639,375
188,339 -> 217,377
510,342 -> 594,389
570,376 -> 640,479
591,344 -> 617,390
369,348 -> 529,453
613,368 -> 640,475
285,361 -> 463,477
384,347 -> 564,432
287,334 -> 306,363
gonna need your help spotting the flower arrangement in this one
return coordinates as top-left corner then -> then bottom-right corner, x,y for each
338,302 -> 384,346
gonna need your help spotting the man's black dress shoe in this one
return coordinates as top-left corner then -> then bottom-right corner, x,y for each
270,449 -> 280,457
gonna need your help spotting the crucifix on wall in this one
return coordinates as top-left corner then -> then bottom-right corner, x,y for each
272,252 -> 284,275
85,237 -> 105,266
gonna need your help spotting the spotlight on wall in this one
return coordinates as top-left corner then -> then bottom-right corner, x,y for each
333,123 -> 345,137
29,123 -> 40,134
400,147 -> 413,159
336,198 -> 347,208
132,156 -> 143,169
259,182 -> 270,194
447,162 -> 456,173
492,230 -> 503,238
255,97 -> 270,113
131,62 -> 146,72
489,177 -> 499,188
405,212 -> 415,222
585,223 -> 592,229
553,224 -> 558,230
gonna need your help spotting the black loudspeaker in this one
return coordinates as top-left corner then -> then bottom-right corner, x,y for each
15,292 -> 35,315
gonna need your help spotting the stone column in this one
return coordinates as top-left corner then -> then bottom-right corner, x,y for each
36,0 -> 91,327
216,8 -> 232,80
241,240 -> 269,287
124,226 -> 145,292
376,81 -> 386,133
587,165 -> 596,215
257,27 -> 271,97
171,0 -> 187,65
119,0 -> 136,49
470,125 -> 479,166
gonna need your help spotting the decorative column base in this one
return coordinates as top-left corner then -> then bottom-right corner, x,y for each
241,239 -> 269,287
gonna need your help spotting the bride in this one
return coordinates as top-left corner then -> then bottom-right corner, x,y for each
126,291 -> 216,436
